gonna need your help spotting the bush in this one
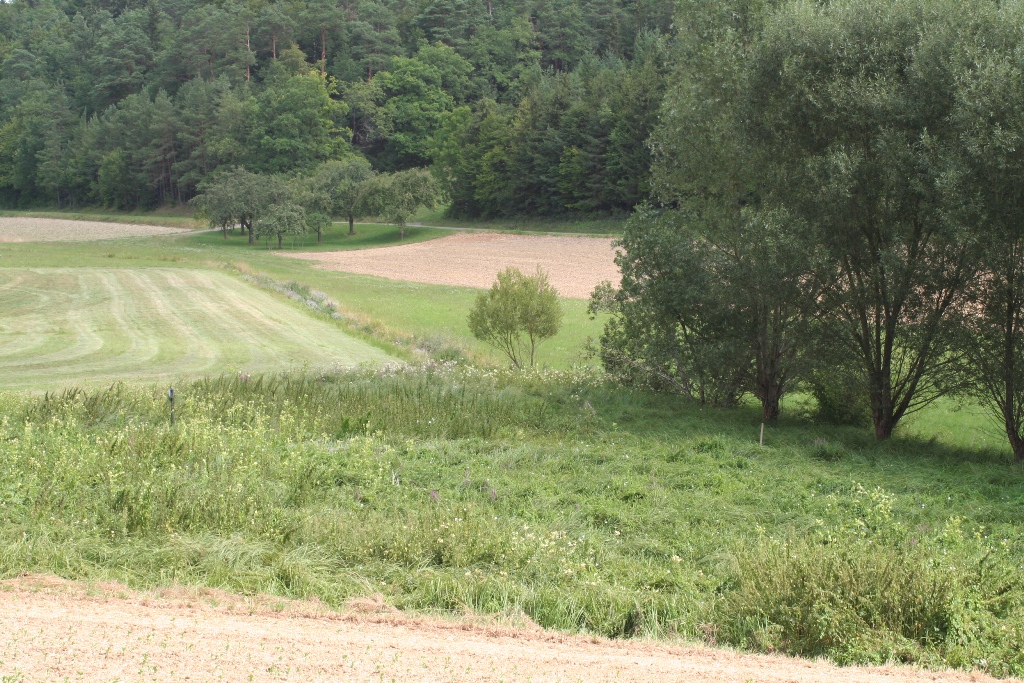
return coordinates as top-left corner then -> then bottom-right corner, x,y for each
720,539 -> 955,663
468,267 -> 563,368
809,366 -> 870,427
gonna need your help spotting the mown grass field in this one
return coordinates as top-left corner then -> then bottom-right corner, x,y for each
0,268 -> 393,390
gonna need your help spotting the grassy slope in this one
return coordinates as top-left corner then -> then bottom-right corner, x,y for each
186,222 -> 452,251
1,216 -> 1024,674
0,371 -> 1020,676
0,267 -> 394,390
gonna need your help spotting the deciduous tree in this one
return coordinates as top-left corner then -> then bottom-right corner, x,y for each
469,267 -> 563,368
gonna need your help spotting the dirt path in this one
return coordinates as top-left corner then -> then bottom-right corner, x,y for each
0,217 -> 188,242
279,232 -> 620,299
0,576 -> 1006,683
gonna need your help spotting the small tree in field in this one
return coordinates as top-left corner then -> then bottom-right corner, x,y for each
468,267 -> 562,368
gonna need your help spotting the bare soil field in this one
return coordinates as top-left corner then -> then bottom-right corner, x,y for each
0,217 -> 188,242
0,576 -> 1007,683
280,232 -> 620,298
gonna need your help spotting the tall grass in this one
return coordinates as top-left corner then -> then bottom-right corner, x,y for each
1,367 -> 1022,676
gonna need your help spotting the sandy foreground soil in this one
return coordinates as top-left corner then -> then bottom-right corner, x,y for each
0,576 -> 1008,683
279,232 -> 621,299
0,217 -> 187,242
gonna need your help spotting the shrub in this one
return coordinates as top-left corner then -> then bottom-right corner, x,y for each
468,267 -> 563,368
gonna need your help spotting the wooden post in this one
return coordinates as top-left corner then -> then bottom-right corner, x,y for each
168,387 -> 175,426
759,422 -> 764,447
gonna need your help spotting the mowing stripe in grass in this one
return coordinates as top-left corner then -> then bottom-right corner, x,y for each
0,267 -> 395,390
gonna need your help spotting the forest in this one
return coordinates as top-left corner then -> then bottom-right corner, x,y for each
0,0 -> 672,216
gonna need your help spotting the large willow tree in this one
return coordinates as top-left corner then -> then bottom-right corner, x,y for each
743,0 -> 985,440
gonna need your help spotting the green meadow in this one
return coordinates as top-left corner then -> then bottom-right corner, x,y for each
0,219 -> 1022,677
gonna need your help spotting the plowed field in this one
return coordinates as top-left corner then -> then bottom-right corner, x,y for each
279,232 -> 620,299
0,217 -> 188,241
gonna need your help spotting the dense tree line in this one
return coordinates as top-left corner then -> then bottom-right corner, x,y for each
0,0 -> 672,212
596,0 -> 1024,460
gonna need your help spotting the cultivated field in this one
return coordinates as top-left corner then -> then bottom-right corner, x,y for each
1,577 -> 1006,683
280,232 -> 621,299
0,217 -> 189,242
0,268 -> 392,390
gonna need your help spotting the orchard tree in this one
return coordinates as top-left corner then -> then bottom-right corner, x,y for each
469,267 -> 563,369
191,167 -> 290,243
254,201 -> 308,249
364,167 -> 441,239
305,156 -> 375,237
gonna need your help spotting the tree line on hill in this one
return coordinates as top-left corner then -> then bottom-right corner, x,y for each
0,0 -> 671,216
594,0 -> 1024,461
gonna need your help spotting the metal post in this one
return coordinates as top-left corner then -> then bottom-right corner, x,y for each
759,422 -> 764,447
168,387 -> 175,426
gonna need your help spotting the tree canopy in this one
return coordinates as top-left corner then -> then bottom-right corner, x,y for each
0,0 -> 673,215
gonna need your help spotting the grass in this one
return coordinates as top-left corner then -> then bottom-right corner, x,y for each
0,267 -> 394,390
0,368 -> 1021,676
2,213 -> 1024,676
184,222 -> 451,251
0,233 -> 604,373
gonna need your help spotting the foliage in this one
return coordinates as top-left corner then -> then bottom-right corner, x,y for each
190,166 -> 290,243
363,167 -> 441,239
940,3 -> 1024,462
253,200 -> 308,249
592,207 -> 751,407
0,0 -> 673,215
302,156 -> 375,237
469,267 -> 563,368
431,33 -> 669,218
742,0 -> 980,439
603,0 -> 1024,451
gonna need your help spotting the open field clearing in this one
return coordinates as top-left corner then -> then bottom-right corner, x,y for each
279,232 -> 620,299
0,577 -> 1009,683
0,268 -> 392,390
0,217 -> 189,242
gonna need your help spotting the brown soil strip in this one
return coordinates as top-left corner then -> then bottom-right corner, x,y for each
0,575 -> 1007,683
278,232 -> 621,299
0,217 -> 187,242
